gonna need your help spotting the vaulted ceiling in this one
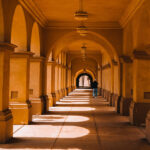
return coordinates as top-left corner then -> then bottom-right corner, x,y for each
33,0 -> 130,22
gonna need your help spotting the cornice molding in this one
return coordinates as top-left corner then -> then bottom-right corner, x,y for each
119,0 -> 145,28
19,0 -> 48,27
46,21 -> 122,29
19,0 -> 145,29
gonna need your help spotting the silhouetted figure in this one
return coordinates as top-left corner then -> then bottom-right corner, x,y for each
92,79 -> 98,98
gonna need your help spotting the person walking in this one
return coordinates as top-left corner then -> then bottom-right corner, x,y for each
92,79 -> 98,98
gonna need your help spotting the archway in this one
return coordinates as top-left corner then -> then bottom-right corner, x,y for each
76,73 -> 93,89
11,5 -> 27,52
30,22 -> 40,56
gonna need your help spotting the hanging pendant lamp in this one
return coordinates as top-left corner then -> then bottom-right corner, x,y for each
77,22 -> 88,36
74,0 -> 88,21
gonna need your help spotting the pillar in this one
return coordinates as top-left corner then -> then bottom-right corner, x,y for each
49,61 -> 56,106
119,56 -> 133,116
29,57 -> 45,115
129,51 -> 150,125
97,67 -> 102,95
0,43 -> 15,143
9,51 -> 32,125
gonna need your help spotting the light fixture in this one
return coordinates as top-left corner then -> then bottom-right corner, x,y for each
77,22 -> 88,36
74,0 -> 88,21
81,44 -> 87,62
81,44 -> 87,54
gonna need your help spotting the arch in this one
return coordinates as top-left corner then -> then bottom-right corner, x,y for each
75,69 -> 95,82
47,31 -> 119,63
0,0 -> 4,42
76,73 -> 93,88
31,22 -> 41,56
11,5 -> 27,52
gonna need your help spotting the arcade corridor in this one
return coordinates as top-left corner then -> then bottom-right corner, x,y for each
1,89 -> 150,150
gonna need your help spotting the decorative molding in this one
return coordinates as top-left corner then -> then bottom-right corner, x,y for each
30,56 -> 46,62
119,55 -> 133,63
19,0 -> 146,29
119,0 -> 145,27
46,21 -> 122,29
47,60 -> 56,65
19,0 -> 48,27
133,50 -> 150,60
102,63 -> 111,70
112,59 -> 118,66
0,43 -> 17,51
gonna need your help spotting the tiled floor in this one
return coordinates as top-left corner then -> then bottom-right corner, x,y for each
1,89 -> 150,150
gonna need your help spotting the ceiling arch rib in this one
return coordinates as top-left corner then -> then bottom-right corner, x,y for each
47,31 -> 118,63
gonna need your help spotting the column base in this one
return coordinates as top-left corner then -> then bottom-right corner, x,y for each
120,97 -> 132,116
99,88 -> 102,96
9,101 -> 32,125
108,93 -> 113,106
56,91 -> 60,101
68,87 -> 71,93
146,111 -> 150,143
48,95 -> 54,107
41,95 -> 49,113
114,94 -> 121,113
65,88 -> 68,96
30,98 -> 43,115
51,93 -> 56,106
129,101 -> 150,126
0,109 -> 13,144
112,94 -> 117,107
106,91 -> 110,102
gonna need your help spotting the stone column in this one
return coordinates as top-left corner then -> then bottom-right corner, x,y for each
55,64 -> 60,101
9,51 -> 33,125
0,43 -> 15,143
68,67 -> 72,93
64,67 -> 67,96
129,51 -> 150,125
60,65 -> 64,98
29,57 -> 45,115
97,68 -> 101,96
119,56 -> 133,116
50,61 -> 56,106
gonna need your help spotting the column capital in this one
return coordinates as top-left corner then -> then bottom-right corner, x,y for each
10,51 -> 33,58
112,59 -> 118,66
102,63 -> 111,70
119,55 -> 133,63
132,50 -> 150,60
0,43 -> 16,52
30,56 -> 46,62
47,61 -> 56,66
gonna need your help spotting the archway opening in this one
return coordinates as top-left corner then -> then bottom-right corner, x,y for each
11,5 -> 27,52
76,73 -> 93,89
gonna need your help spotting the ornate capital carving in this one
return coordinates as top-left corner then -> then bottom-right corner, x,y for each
120,55 -> 133,63
112,59 -> 118,66
102,63 -> 111,70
